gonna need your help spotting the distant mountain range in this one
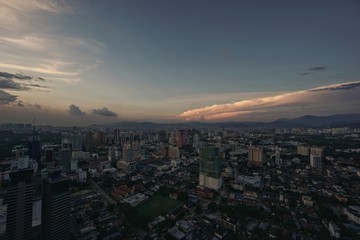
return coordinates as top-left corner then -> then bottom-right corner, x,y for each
269,114 -> 360,127
90,114 -> 360,129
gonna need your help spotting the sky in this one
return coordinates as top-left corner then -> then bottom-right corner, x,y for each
0,0 -> 359,126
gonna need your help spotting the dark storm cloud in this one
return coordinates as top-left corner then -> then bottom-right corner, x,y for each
68,104 -> 86,116
91,107 -> 117,117
0,79 -> 29,90
309,82 -> 360,92
0,89 -> 17,104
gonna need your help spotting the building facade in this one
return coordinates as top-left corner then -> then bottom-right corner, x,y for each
6,168 -> 34,240
248,146 -> 264,166
42,171 -> 71,240
199,147 -> 222,190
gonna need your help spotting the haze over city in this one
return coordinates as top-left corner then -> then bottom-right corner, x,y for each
0,0 -> 359,126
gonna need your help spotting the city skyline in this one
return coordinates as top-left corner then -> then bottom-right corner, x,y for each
0,0 -> 359,126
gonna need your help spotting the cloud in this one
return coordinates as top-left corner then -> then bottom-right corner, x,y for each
0,71 -> 33,80
0,71 -> 49,91
309,66 -> 326,71
0,1 -> 104,84
27,103 -> 42,109
300,66 -> 327,76
0,90 -> 17,104
27,83 -> 48,88
0,79 -> 29,90
309,82 -> 360,92
35,103 -> 41,109
0,36 -> 104,80
17,101 -> 24,107
178,81 -> 360,121
68,104 -> 86,116
0,0 -> 72,14
91,107 -> 118,117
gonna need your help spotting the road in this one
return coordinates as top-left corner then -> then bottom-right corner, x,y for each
89,179 -> 117,206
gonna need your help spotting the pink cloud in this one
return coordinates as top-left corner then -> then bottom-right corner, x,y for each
178,81 -> 360,121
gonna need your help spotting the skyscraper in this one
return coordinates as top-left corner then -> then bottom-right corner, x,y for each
45,148 -> 55,168
6,167 -> 34,240
59,138 -> 72,172
28,128 -> 41,169
114,128 -> 121,143
176,129 -> 186,148
42,171 -> 71,240
199,147 -> 222,191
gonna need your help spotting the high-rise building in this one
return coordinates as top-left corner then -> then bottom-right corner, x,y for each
28,128 -> 41,168
42,171 -> 71,240
72,133 -> 83,150
62,132 -> 83,151
114,128 -> 121,143
310,147 -> 323,157
168,146 -> 180,159
176,130 -> 186,148
123,144 -> 136,162
6,167 -> 34,240
275,149 -> 282,166
248,146 -> 264,166
310,147 -> 323,170
199,147 -> 222,190
310,154 -> 322,169
168,131 -> 175,145
45,148 -> 54,168
297,146 -> 310,156
92,131 -> 105,146
59,138 -> 72,172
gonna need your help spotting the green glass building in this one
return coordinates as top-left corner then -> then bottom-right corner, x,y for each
199,147 -> 222,190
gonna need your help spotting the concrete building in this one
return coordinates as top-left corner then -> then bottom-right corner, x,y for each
275,149 -> 282,166
310,148 -> 323,170
45,148 -> 54,168
199,147 -> 222,190
42,171 -> 71,240
344,206 -> 360,225
248,146 -> 264,166
6,167 -> 34,240
329,222 -> 340,239
27,129 -> 41,168
176,130 -> 186,148
114,128 -> 121,143
297,146 -> 309,156
310,154 -> 322,169
310,147 -> 323,157
219,216 -> 238,232
168,146 -> 180,159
